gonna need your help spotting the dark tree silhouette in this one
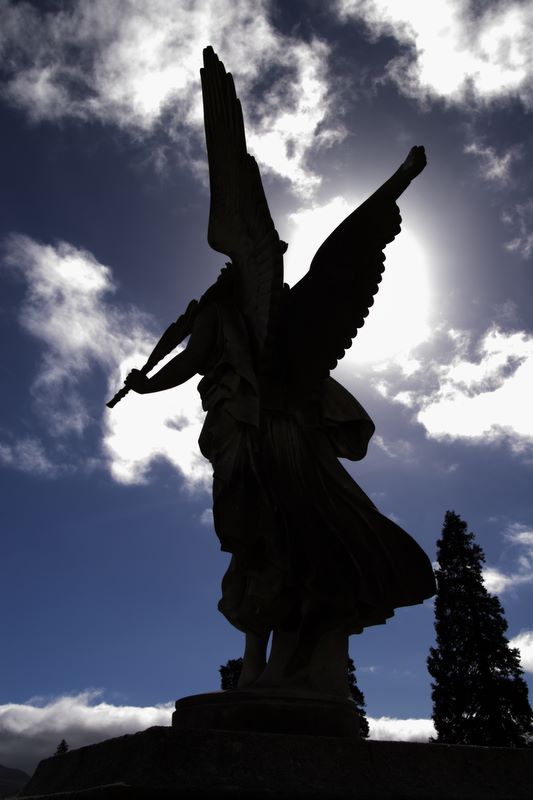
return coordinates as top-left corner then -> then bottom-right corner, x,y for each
54,739 -> 69,756
428,510 -> 533,747
219,655 -> 370,736
219,658 -> 244,691
348,656 -> 370,738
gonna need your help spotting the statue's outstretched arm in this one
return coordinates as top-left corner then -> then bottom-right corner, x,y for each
125,305 -> 217,395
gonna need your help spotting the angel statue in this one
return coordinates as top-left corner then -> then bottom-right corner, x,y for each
109,47 -> 435,718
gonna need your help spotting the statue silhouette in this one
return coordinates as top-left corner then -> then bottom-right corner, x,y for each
109,46 -> 435,700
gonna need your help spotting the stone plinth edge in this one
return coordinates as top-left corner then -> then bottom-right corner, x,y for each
172,689 -> 360,738
20,725 -> 533,800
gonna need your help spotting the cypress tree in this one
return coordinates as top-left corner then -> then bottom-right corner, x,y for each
54,739 -> 69,756
219,655 -> 370,737
428,510 -> 533,747
348,656 -> 370,738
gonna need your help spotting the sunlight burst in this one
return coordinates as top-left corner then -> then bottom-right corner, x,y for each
285,197 -> 432,368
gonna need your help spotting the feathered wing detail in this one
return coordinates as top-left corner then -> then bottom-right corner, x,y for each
287,188 -> 403,384
201,46 -> 285,365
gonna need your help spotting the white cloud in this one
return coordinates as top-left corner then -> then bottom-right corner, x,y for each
506,522 -> 533,548
0,0 -> 340,194
482,565 -> 533,595
199,508 -> 214,526
482,522 -> 533,595
509,630 -> 533,673
336,0 -> 533,109
0,691 -> 172,774
4,235 -> 142,437
415,327 -> 533,451
373,435 -> 414,460
464,140 -> 521,184
368,715 -> 434,742
503,199 -> 533,259
104,369 -> 210,487
0,437 -> 58,478
3,235 -> 210,488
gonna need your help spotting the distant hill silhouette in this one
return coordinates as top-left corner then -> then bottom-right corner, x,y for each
0,763 -> 30,798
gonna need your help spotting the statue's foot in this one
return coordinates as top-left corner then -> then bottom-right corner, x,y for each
237,660 -> 265,688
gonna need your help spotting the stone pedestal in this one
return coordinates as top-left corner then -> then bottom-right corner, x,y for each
19,724 -> 533,799
172,689 -> 360,738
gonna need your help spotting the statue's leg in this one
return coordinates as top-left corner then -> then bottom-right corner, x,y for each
284,620 -> 350,697
251,622 -> 350,697
252,627 -> 299,688
305,627 -> 350,697
237,630 -> 270,688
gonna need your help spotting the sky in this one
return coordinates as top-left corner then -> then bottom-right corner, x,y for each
2,0 -> 533,775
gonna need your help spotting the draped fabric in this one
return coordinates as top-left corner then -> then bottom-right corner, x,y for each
197,301 -> 436,636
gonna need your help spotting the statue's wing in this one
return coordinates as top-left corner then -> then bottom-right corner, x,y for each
201,46 -> 285,363
287,189 -> 402,383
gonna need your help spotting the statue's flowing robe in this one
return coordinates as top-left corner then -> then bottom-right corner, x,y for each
198,300 -> 435,636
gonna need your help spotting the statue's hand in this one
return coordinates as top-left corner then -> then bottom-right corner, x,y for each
124,369 -> 150,394
401,145 -> 427,180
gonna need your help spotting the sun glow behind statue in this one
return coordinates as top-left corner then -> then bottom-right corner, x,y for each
285,197 -> 432,369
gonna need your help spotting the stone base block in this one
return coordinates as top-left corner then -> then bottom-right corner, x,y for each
172,690 -> 360,738
19,724 -> 533,800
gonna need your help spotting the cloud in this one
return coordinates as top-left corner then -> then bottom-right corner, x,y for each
0,691 -> 435,774
373,435 -> 414,460
199,508 -> 214,526
104,373 -> 210,487
4,235 -> 141,437
507,525 -> 533,547
0,0 -> 340,194
413,327 -> 533,452
482,522 -> 533,595
0,691 -> 172,774
0,437 -> 59,478
336,0 -> 533,109
509,630 -> 533,673
464,140 -> 521,184
2,234 -> 210,488
368,715 -> 435,742
482,565 -> 533,595
503,199 -> 533,259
